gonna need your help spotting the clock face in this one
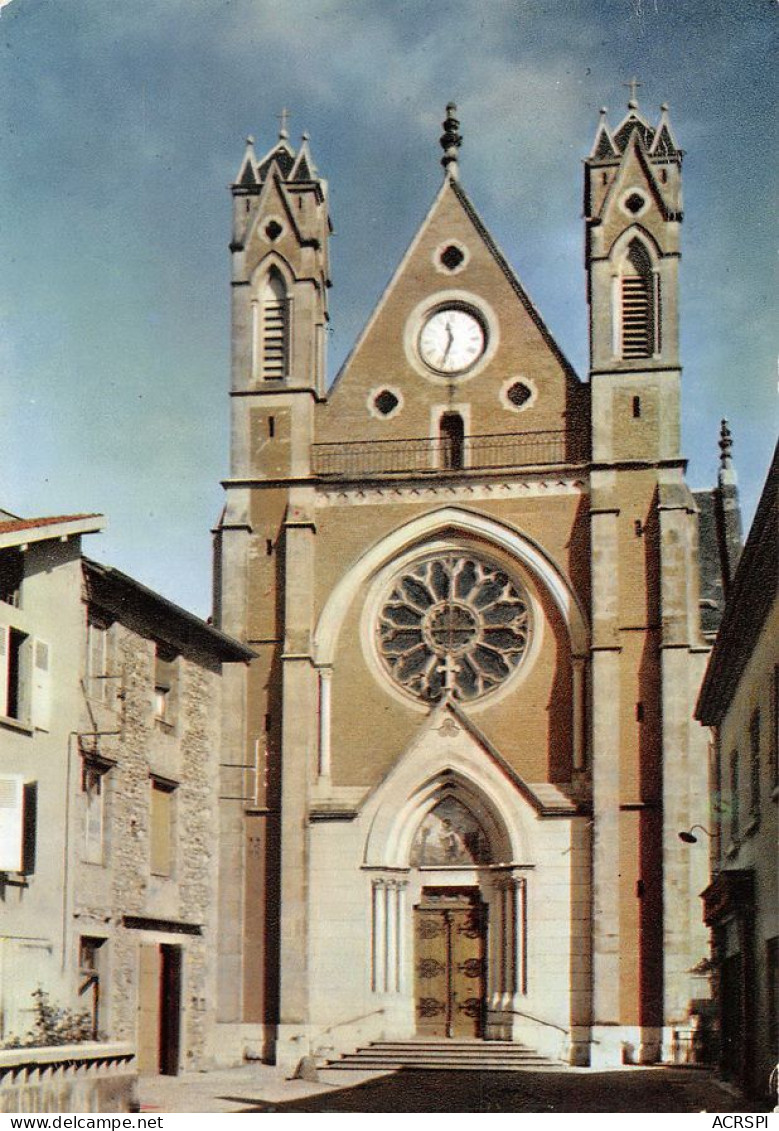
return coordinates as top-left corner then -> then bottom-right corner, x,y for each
418,307 -> 486,374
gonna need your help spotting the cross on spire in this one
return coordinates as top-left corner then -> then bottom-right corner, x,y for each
623,77 -> 642,108
277,107 -> 290,139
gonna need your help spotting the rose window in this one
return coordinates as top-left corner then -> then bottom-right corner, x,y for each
376,554 -> 531,702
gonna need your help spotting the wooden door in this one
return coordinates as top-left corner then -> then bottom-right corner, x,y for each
137,943 -> 182,1076
137,945 -> 161,1075
414,891 -> 485,1038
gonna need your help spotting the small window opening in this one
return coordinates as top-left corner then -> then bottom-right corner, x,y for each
374,389 -> 399,417
634,519 -> 644,537
0,551 -> 23,607
154,644 -> 178,726
265,712 -> 272,734
440,244 -> 465,271
636,702 -> 644,722
245,200 -> 250,213
439,412 -> 465,470
79,936 -> 106,1039
268,415 -> 275,438
506,381 -> 532,409
660,169 -> 668,184
601,171 -> 608,185
632,395 -> 641,418
265,220 -> 283,241
5,628 -> 29,721
624,192 -> 646,215
266,538 -> 274,557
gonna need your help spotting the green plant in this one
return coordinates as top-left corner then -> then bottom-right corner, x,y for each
2,988 -> 99,1049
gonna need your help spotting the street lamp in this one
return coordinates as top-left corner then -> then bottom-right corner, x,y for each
678,825 -> 714,844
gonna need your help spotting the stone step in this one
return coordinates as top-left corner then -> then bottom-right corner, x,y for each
327,1059 -> 564,1073
326,1040 -> 562,1073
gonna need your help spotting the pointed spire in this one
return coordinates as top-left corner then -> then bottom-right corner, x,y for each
235,135 -> 258,186
590,107 -> 618,159
290,131 -> 317,181
650,102 -> 679,157
440,102 -> 462,180
715,418 -> 743,591
718,418 -> 737,486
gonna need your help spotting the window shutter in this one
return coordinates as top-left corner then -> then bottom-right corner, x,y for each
84,771 -> 104,864
0,774 -> 24,872
0,626 -> 8,717
32,639 -> 52,732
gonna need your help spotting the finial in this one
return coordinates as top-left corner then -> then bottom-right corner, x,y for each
599,107 -> 608,118
718,418 -> 738,487
301,130 -> 310,142
660,102 -> 669,113
719,418 -> 733,468
246,135 -> 255,147
277,107 -> 290,140
440,101 -> 462,179
623,77 -> 642,110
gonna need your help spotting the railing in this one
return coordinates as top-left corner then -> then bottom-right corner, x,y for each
311,430 -> 587,478
0,1042 -> 137,1113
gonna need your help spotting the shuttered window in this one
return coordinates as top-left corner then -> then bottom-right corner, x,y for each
620,239 -> 657,359
0,774 -> 24,872
150,777 -> 176,877
260,270 -> 289,380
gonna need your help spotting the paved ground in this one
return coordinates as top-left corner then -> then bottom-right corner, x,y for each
140,1063 -> 771,1114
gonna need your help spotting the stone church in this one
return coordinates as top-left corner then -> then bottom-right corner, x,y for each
212,96 -> 720,1069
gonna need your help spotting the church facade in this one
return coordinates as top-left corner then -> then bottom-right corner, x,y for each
213,97 -> 715,1069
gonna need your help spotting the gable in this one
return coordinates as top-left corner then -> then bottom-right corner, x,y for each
598,137 -> 671,252
317,179 -> 582,448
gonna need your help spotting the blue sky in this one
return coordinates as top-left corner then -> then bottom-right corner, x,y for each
0,0 -> 775,616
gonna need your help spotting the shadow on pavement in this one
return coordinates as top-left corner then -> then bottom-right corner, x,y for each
227,1067 -> 769,1114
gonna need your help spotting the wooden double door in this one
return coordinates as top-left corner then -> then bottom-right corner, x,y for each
414,888 -> 486,1038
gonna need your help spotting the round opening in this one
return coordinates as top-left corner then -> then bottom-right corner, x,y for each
373,389 -> 399,416
506,381 -> 532,408
440,244 -> 465,271
265,220 -> 283,240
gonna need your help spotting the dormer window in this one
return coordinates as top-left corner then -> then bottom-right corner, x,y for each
620,239 -> 658,359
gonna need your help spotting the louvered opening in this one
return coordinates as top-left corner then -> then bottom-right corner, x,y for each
620,240 -> 656,359
261,269 -> 289,380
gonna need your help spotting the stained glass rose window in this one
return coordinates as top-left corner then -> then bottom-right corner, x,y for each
376,554 -> 531,702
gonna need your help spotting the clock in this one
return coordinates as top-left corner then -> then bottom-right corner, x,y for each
418,307 -> 486,375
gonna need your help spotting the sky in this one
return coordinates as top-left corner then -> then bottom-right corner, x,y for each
0,0 -> 775,617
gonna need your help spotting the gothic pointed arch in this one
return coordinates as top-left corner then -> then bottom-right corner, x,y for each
362,751 -> 525,870
252,256 -> 292,381
611,229 -> 660,360
313,506 -> 589,669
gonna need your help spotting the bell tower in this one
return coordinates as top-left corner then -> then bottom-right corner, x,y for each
584,86 -> 683,463
214,117 -> 331,1036
228,116 -> 331,481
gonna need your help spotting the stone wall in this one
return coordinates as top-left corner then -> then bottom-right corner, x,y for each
0,1044 -> 136,1114
74,619 -> 223,1072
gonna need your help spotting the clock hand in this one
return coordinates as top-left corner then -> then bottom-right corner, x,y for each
442,321 -> 454,363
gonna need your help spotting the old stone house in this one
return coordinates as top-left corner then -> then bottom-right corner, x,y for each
697,441 -> 778,1100
0,511 -> 252,1075
211,96 -> 735,1068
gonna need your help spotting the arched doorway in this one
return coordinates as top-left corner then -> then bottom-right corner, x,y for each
411,797 -> 491,1038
